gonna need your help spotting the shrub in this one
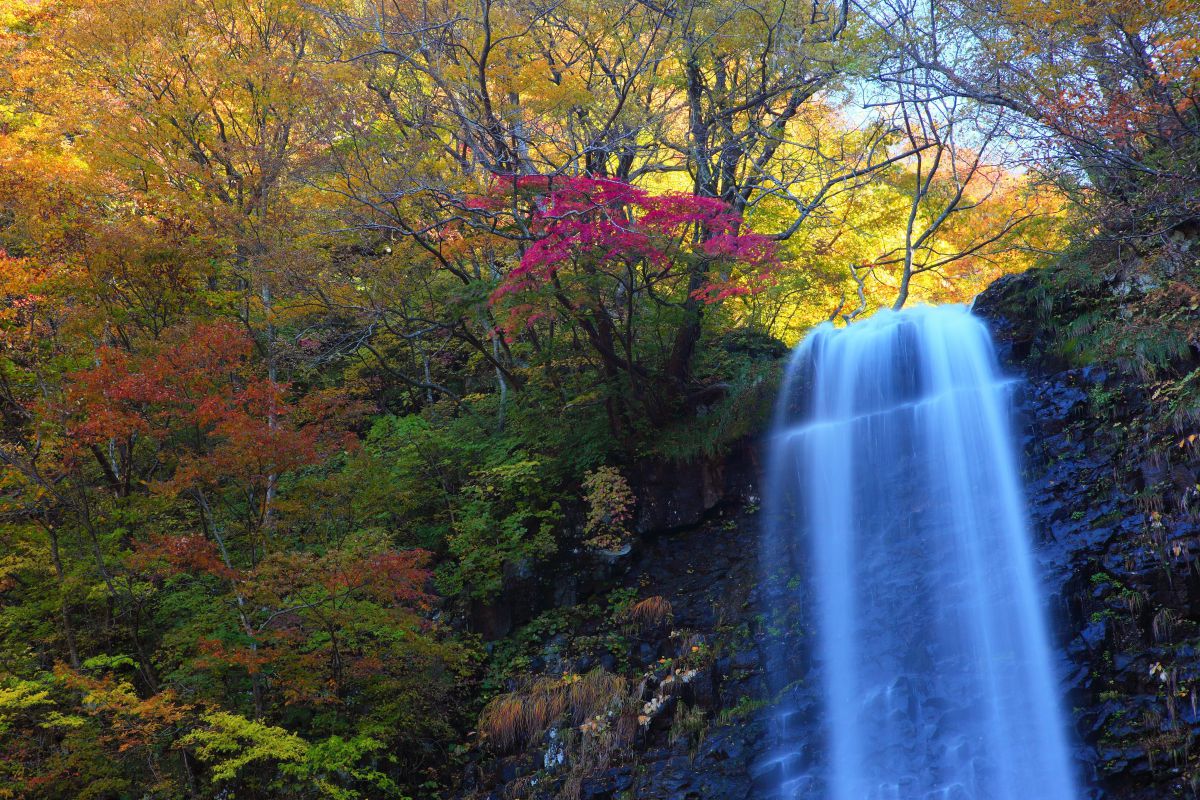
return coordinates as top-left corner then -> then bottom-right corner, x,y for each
582,467 -> 635,550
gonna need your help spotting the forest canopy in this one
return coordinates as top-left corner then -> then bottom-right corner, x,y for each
0,0 -> 1196,796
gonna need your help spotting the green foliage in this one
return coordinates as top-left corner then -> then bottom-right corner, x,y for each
1033,234 -> 1200,382
582,467 -> 635,550
0,677 -> 55,736
183,711 -> 309,785
356,409 -> 566,600
647,335 -> 782,460
175,713 -> 416,799
669,703 -> 708,756
80,653 -> 137,673
280,735 -> 405,800
714,695 -> 768,726
445,456 -> 561,599
481,587 -> 644,695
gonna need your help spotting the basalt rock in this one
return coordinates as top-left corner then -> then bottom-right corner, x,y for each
976,274 -> 1200,799
630,439 -> 761,534
468,274 -> 1192,799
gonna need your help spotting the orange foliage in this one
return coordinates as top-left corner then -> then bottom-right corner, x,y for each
64,321 -> 352,491
56,665 -> 192,754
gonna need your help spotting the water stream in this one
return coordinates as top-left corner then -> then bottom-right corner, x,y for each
761,305 -> 1078,800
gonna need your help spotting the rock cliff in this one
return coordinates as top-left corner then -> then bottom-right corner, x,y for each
464,264 -> 1200,799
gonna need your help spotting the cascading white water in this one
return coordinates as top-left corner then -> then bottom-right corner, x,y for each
761,305 -> 1078,800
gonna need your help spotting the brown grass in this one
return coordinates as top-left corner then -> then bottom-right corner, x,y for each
626,595 -> 673,633
561,692 -> 642,800
1153,607 -> 1176,642
503,775 -> 536,800
478,669 -> 631,755
568,668 -> 627,725
478,676 -> 569,754
479,667 -> 643,799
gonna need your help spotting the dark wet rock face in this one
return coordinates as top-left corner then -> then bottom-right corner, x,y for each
630,444 -> 760,535
977,273 -> 1200,799
466,273 -> 1199,799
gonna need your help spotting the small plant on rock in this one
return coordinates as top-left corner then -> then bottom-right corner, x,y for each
582,467 -> 636,552
669,703 -> 708,758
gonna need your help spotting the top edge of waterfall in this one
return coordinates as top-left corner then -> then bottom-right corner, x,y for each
774,303 -> 1008,428
798,303 -> 979,344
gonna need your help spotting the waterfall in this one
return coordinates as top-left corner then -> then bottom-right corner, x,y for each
761,305 -> 1078,800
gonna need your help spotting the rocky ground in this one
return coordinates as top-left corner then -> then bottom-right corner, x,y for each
459,270 -> 1200,800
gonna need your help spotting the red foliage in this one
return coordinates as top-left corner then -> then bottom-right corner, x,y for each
55,666 -> 191,753
127,534 -> 236,580
251,547 -> 434,612
485,176 -> 777,335
66,321 -> 253,445
362,550 -> 435,607
65,321 -> 354,492
194,637 -> 270,675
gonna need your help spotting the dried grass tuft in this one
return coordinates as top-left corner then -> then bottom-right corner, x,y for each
568,668 -> 627,724
626,595 -> 673,633
478,676 -> 569,753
